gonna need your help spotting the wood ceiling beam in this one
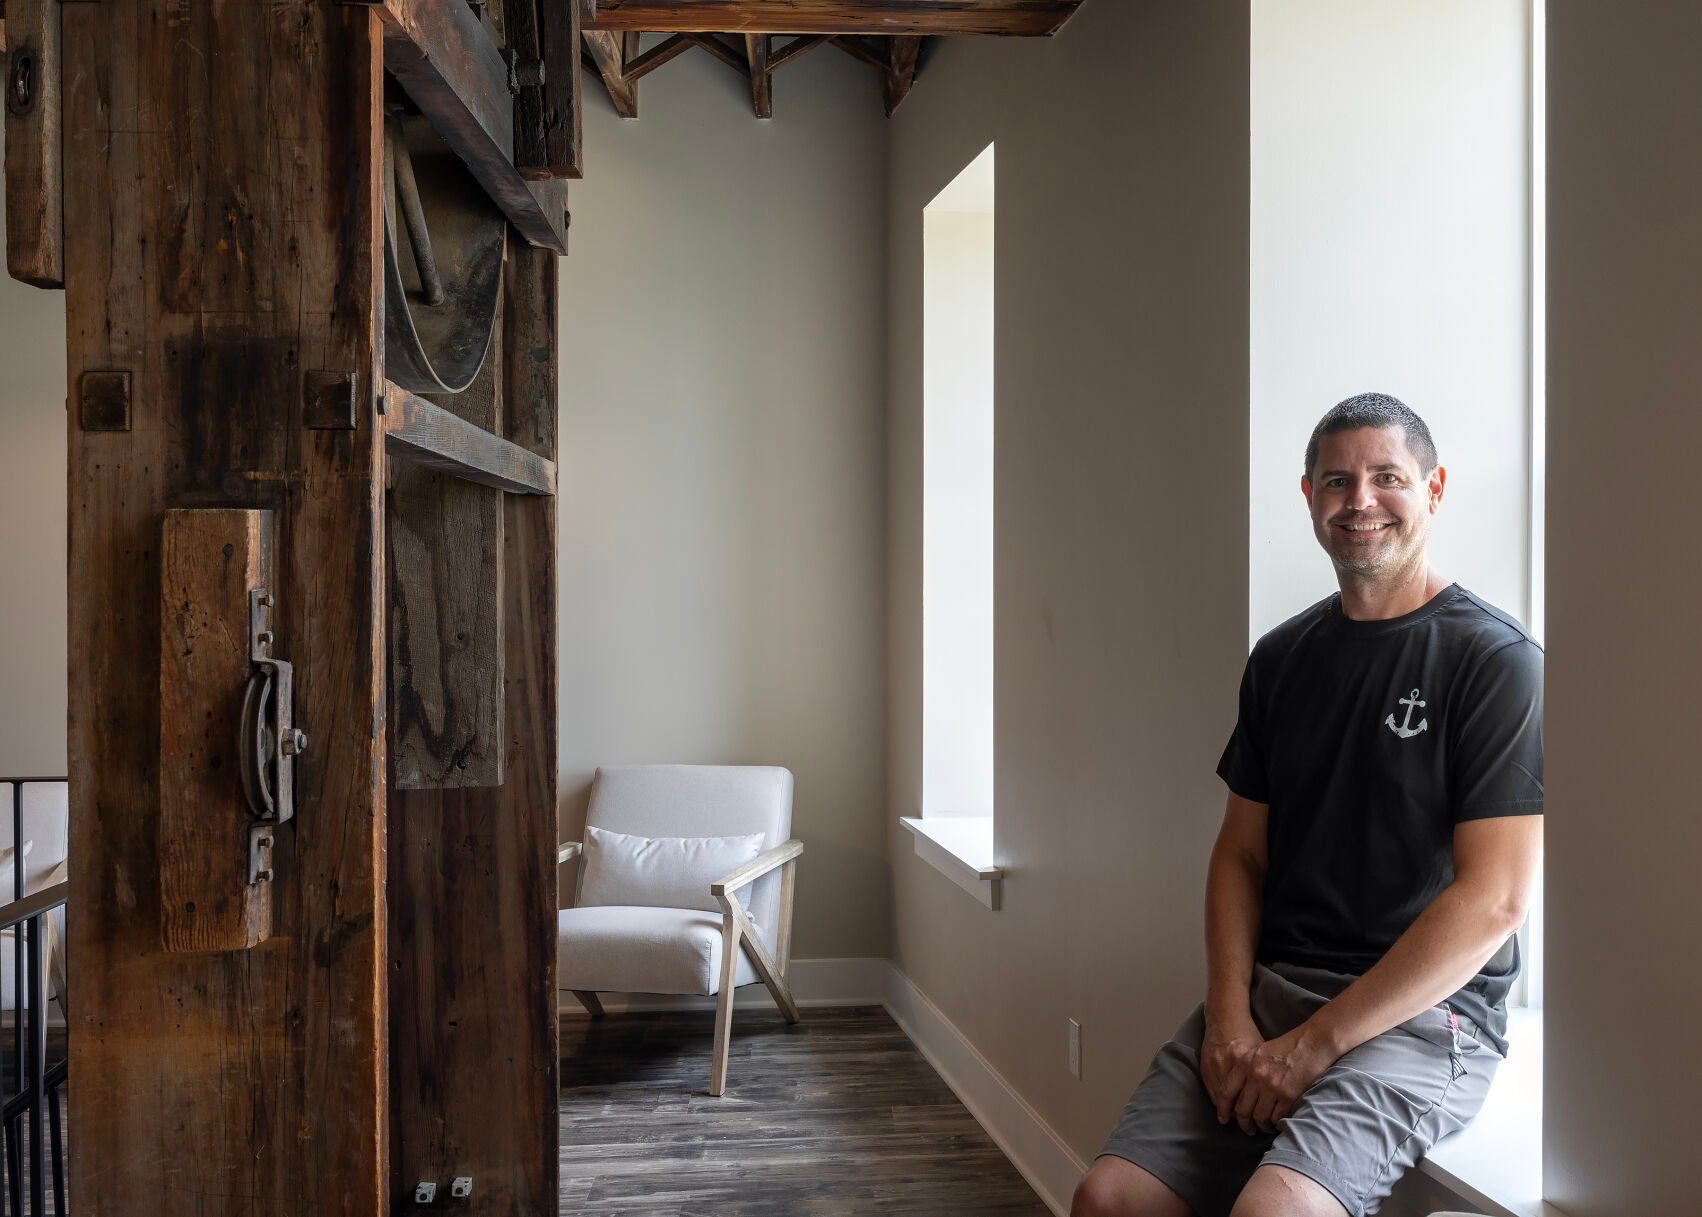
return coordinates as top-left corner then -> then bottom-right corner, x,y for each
691,31 -> 753,75
581,30 -> 639,118
884,34 -> 921,115
585,2 -> 1081,36
744,34 -> 772,118
621,31 -> 694,81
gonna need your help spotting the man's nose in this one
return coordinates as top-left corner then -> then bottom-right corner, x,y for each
1347,478 -> 1379,511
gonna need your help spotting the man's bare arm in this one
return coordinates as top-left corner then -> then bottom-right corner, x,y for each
1228,814 -> 1543,1133
1200,793 -> 1269,1117
1304,814 -> 1543,1058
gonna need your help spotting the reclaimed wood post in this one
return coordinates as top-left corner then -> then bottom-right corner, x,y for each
388,235 -> 561,1211
63,3 -> 387,1213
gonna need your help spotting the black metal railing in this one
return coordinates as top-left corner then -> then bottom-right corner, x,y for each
1,778 -> 68,1217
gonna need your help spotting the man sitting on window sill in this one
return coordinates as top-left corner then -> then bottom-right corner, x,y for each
1073,394 -> 1544,1217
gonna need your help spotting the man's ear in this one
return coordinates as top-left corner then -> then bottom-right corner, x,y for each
1428,465 -> 1447,512
1300,475 -> 1314,508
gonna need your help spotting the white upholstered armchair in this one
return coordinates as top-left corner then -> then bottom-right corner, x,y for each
557,764 -> 803,1095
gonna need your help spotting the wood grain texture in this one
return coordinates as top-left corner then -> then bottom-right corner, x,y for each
586,1 -> 1083,36
582,30 -> 639,119
385,380 -> 559,495
512,0 -> 584,179
557,1007 -> 1483,1216
62,2 -> 387,1215
158,508 -> 274,951
389,292 -> 506,791
3,0 -> 63,286
388,236 -> 560,1214
559,1007 -> 1051,1214
377,0 -> 571,251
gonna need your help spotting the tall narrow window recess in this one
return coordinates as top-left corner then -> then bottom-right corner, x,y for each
902,143 -> 1002,910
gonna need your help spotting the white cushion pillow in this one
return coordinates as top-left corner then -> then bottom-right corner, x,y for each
579,826 -> 764,915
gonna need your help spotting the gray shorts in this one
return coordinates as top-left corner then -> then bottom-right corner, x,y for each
1098,963 -> 1503,1217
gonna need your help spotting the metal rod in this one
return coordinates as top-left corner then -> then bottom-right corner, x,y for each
391,133 -> 446,307
25,917 -> 43,1217
48,1082 -> 63,1217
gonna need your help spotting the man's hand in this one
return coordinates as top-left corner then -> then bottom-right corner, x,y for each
1227,1021 -> 1339,1135
1200,1012 -> 1263,1122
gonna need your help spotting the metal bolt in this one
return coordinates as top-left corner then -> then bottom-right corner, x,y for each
6,53 -> 36,119
257,630 -> 274,646
262,593 -> 275,608
414,1181 -> 436,1204
282,729 -> 308,757
450,1177 -> 473,1198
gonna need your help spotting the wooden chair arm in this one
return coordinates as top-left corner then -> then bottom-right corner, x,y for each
557,841 -> 582,865
710,839 -> 802,901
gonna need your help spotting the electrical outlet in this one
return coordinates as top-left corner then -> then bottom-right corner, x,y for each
1068,1018 -> 1082,1079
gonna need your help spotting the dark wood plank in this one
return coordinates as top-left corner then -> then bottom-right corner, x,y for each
376,0 -> 571,251
511,0 -> 584,179
384,380 -> 558,495
559,1007 -> 1051,1215
623,32 -> 695,82
62,1 -> 387,1212
832,34 -> 889,71
689,31 -> 752,76
884,35 -> 921,116
557,1006 -> 1487,1216
582,29 -> 639,118
769,34 -> 832,72
4,0 -> 64,286
389,288 -> 506,790
389,235 -> 560,1215
158,508 -> 275,951
586,1 -> 1083,36
745,35 -> 772,119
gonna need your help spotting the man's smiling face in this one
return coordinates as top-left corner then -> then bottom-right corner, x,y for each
1302,426 -> 1445,580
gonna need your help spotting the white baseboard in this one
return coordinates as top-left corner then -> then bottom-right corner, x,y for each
882,965 -> 1087,1217
561,957 -> 1087,1216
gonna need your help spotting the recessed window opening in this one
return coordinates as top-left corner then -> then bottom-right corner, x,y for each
922,143 -> 995,824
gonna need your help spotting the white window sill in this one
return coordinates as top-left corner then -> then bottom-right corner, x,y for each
1418,1007 -> 1558,1216
899,816 -> 1003,909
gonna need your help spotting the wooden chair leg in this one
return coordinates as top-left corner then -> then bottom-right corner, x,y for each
708,912 -> 741,1096
571,990 -> 605,1018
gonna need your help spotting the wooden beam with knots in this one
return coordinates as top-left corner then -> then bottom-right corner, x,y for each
585,1 -> 1083,37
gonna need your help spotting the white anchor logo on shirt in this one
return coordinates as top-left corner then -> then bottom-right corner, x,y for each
1385,688 -> 1429,739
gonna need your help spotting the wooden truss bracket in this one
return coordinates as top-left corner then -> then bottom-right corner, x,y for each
580,27 -> 926,118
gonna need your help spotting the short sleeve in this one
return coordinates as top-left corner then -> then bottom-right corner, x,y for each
1449,638 -> 1544,821
1216,655 -> 1270,804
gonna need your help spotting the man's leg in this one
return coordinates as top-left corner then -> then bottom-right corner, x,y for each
1227,1164 -> 1347,1217
1072,1156 -> 1195,1217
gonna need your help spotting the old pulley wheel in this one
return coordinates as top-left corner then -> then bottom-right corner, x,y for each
239,667 -> 277,819
382,112 -> 506,394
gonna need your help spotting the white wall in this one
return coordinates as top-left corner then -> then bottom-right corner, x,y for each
0,155 -> 69,777
557,47 -> 891,959
888,0 -> 1248,1159
1250,0 -> 1532,638
1545,2 -> 1702,1212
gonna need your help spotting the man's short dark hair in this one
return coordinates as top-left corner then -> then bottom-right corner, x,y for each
1303,392 -> 1439,480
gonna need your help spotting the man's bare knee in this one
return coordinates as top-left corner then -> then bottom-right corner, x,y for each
1072,1157 -> 1194,1217
1227,1164 -> 1346,1217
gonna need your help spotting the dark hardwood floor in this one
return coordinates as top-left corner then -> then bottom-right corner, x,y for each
559,1005 -> 1051,1216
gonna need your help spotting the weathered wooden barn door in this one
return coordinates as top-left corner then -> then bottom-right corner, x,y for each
6,0 -> 576,1211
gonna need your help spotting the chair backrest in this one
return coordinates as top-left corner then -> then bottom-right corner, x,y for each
582,765 -> 793,945
0,781 -> 68,899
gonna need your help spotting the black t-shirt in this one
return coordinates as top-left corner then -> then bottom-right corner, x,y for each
1217,584 -> 1543,1055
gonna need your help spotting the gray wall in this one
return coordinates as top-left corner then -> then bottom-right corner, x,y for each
557,47 -> 892,959
1544,2 -> 1701,1212
885,1 -> 1249,1157
0,171 -> 68,777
